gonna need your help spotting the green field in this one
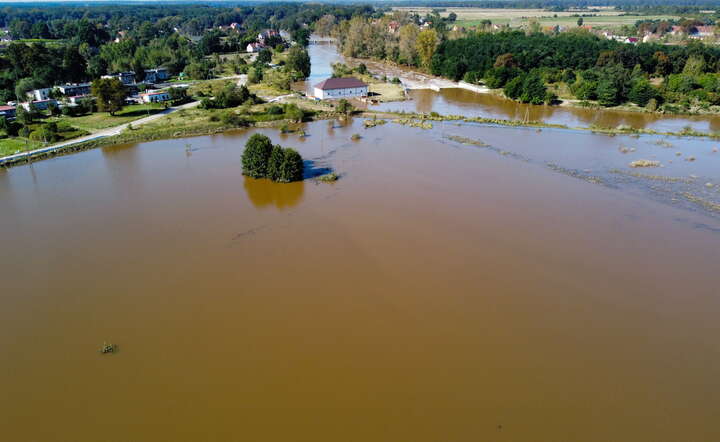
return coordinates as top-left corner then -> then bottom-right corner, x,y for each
0,137 -> 40,157
456,14 -> 679,29
53,103 -> 165,132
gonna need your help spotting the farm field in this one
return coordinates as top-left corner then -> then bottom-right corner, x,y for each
391,7 -> 680,29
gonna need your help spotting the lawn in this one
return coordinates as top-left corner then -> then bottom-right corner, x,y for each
0,137 -> 41,157
53,103 -> 165,132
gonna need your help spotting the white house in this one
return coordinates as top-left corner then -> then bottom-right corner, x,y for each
21,99 -> 58,111
313,77 -> 368,100
140,90 -> 171,103
102,72 -> 136,85
144,68 -> 169,84
27,88 -> 52,101
247,42 -> 265,53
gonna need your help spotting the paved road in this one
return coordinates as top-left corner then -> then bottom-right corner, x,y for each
0,100 -> 200,166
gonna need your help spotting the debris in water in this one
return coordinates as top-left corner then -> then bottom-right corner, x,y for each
686,156 -> 696,162
629,160 -> 661,168
100,342 -> 116,354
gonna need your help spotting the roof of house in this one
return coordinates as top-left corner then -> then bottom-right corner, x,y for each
314,77 -> 367,91
0,105 -> 15,111
141,91 -> 169,96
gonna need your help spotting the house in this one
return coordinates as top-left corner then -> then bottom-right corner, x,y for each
140,90 -> 171,103
68,95 -> 93,105
691,25 -> 716,38
313,77 -> 368,100
27,88 -> 52,101
624,37 -> 639,44
388,21 -> 400,34
57,83 -> 91,96
102,72 -> 136,85
144,68 -> 169,84
258,29 -> 279,42
670,25 -> 684,36
230,23 -> 241,31
114,30 -> 127,43
247,42 -> 265,53
21,99 -> 58,111
0,105 -> 16,119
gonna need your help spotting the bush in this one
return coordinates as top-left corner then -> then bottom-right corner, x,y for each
241,134 -> 304,182
278,148 -> 304,182
266,144 -> 284,181
267,105 -> 283,115
242,134 -> 273,178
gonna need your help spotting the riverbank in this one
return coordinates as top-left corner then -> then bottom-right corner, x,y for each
5,101 -> 720,169
348,56 -> 720,118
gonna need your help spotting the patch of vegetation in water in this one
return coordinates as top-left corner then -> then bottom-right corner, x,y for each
316,172 -> 339,182
364,118 -> 387,128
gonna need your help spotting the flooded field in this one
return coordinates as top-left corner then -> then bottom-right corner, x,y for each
373,87 -> 720,134
2,117 -> 720,441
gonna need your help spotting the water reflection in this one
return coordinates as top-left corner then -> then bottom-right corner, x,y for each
243,176 -> 305,209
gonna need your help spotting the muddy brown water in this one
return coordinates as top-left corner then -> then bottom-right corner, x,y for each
304,40 -> 720,133
2,118 -> 720,441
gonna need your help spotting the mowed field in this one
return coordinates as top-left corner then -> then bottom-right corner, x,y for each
390,7 -> 680,29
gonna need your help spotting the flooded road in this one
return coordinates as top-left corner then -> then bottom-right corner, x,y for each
2,118 -> 720,441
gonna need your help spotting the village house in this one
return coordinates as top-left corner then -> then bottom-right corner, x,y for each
68,95 -> 93,105
21,99 -> 58,111
0,105 -> 16,119
57,83 -> 91,96
258,29 -> 279,42
102,72 -> 136,85
388,21 -> 400,34
144,68 -> 169,84
313,77 -> 368,100
247,42 -> 265,53
691,25 -> 716,38
140,90 -> 171,103
27,88 -> 52,101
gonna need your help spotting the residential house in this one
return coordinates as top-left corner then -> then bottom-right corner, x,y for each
691,25 -> 716,38
140,90 -> 171,103
57,83 -> 91,96
247,42 -> 265,53
102,72 -> 136,85
21,99 -> 58,111
144,68 -> 169,84
0,105 -> 16,119
388,21 -> 400,34
258,29 -> 279,42
27,88 -> 52,101
68,95 -> 93,105
313,77 -> 368,100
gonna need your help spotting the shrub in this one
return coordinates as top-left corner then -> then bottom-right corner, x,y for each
241,134 -> 304,182
242,134 -> 273,178
278,148 -> 304,182
266,144 -> 284,181
267,105 -> 283,115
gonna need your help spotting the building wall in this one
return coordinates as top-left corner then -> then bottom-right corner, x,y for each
314,86 -> 368,100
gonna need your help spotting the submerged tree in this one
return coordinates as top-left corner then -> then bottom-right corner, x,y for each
242,134 -> 304,182
242,133 -> 273,178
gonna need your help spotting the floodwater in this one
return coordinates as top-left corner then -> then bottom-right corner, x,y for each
2,118 -> 720,441
304,39 -> 720,133
374,87 -> 720,134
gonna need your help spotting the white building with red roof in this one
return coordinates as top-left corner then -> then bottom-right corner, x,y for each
313,77 -> 368,100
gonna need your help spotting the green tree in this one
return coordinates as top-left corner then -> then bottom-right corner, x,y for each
416,29 -> 439,70
278,148 -> 304,182
15,105 -> 33,126
577,17 -> 584,27
266,144 -> 284,181
336,99 -> 353,115
504,75 -> 525,100
628,78 -> 655,106
242,134 -> 273,178
596,78 -> 619,106
257,48 -> 272,64
519,71 -> 547,105
286,46 -> 311,78
91,78 -> 126,115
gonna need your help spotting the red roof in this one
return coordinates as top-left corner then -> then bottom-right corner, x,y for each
314,77 -> 367,91
0,105 -> 15,111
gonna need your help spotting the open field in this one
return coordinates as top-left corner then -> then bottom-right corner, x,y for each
0,137 -> 40,157
391,7 -> 680,29
52,103 -> 165,132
